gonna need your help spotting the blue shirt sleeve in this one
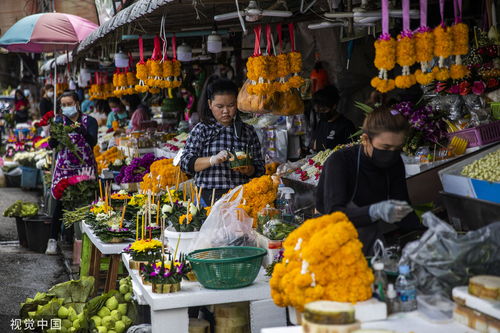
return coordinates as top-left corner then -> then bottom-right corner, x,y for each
106,112 -> 115,128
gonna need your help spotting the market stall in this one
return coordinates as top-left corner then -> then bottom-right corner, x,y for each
1,0 -> 500,331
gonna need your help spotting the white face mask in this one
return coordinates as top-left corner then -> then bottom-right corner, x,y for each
125,105 -> 130,111
62,105 -> 78,118
47,91 -> 54,98
84,94 -> 90,99
23,89 -> 30,97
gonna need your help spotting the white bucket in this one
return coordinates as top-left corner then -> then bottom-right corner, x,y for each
164,229 -> 199,256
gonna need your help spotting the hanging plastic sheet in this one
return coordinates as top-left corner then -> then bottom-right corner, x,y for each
400,212 -> 500,296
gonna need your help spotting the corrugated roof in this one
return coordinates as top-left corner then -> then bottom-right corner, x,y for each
76,0 -> 174,54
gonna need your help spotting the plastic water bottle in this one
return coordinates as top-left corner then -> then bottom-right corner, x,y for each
275,184 -> 286,210
282,192 -> 295,223
373,262 -> 388,301
386,283 -> 398,314
395,265 -> 417,312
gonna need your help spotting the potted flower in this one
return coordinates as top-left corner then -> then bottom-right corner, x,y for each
162,200 -> 208,254
141,256 -> 191,293
123,239 -> 163,270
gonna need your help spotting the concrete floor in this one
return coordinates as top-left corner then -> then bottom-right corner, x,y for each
0,187 -> 69,332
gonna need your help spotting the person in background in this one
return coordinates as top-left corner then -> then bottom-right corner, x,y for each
316,107 -> 422,255
89,99 -> 110,127
310,61 -> 329,93
46,91 -> 97,255
106,97 -> 128,128
39,84 -> 54,117
311,85 -> 356,151
180,76 -> 265,205
81,89 -> 94,113
14,89 -> 30,124
121,94 -> 150,132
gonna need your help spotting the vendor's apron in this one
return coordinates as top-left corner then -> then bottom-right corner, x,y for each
347,146 -> 384,256
51,114 -> 96,199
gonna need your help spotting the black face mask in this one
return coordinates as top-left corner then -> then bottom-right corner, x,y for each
371,147 -> 401,168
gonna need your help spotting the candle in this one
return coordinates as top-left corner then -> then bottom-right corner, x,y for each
183,183 -> 186,202
175,168 -> 180,190
98,179 -> 103,200
166,186 -> 174,205
197,187 -> 203,209
136,213 -> 139,241
156,198 -> 160,225
120,202 -> 126,229
211,188 -> 216,207
141,214 -> 145,240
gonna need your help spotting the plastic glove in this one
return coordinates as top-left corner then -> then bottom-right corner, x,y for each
209,150 -> 228,166
369,200 -> 413,223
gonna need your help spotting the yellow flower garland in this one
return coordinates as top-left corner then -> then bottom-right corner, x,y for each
450,22 -> 470,80
270,212 -> 374,311
433,25 -> 453,80
372,37 -> 397,93
395,34 -> 416,89
140,159 -> 188,194
414,29 -> 435,85
236,175 -> 278,225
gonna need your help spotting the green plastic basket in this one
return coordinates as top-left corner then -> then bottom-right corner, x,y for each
187,247 -> 266,289
491,102 -> 500,120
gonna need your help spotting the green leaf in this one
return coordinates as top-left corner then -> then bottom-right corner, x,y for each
354,101 -> 374,114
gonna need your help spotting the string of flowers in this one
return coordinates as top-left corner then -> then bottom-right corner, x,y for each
395,0 -> 416,89
371,0 -> 396,93
432,0 -> 453,82
135,36 -> 149,93
449,0 -> 469,80
414,0 -> 435,85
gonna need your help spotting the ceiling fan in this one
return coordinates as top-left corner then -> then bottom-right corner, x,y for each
214,0 -> 293,23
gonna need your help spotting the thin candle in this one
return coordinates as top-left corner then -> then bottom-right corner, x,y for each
120,201 -> 127,229
183,183 -> 186,202
141,214 -> 145,240
197,187 -> 203,209
166,186 -> 174,205
135,213 -> 139,241
210,188 -> 216,207
98,179 -> 103,200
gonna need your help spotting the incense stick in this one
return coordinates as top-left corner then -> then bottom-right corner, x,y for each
197,187 -> 203,209
210,188 -> 216,207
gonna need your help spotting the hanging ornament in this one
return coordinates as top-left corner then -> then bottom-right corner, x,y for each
432,0 -> 453,82
135,36 -> 149,93
371,0 -> 396,93
414,0 -> 435,85
287,23 -> 305,89
449,0 -> 470,80
395,0 -> 416,89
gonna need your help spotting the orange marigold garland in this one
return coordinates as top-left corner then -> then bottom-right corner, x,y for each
270,212 -> 374,311
414,27 -> 435,85
395,31 -> 417,89
371,35 -> 397,93
135,36 -> 149,93
449,1 -> 469,81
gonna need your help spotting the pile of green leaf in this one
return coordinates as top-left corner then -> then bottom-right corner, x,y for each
62,181 -> 98,211
20,276 -> 136,333
3,200 -> 38,218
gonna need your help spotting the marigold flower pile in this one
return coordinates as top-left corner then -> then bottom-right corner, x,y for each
270,212 -> 374,311
140,159 -> 188,194
236,175 -> 278,223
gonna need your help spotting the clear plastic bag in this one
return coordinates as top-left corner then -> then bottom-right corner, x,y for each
400,212 -> 500,296
237,79 -> 278,114
189,186 -> 256,251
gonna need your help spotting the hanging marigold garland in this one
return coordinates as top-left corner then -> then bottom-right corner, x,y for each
395,0 -> 416,89
414,0 -> 435,85
135,36 -> 149,93
449,0 -> 469,80
371,0 -> 396,93
432,0 -> 453,82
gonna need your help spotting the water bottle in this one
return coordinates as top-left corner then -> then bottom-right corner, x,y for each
386,283 -> 398,314
275,184 -> 286,211
373,262 -> 388,301
395,265 -> 417,312
282,192 -> 295,223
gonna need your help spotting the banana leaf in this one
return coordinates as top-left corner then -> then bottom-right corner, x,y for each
47,276 -> 95,304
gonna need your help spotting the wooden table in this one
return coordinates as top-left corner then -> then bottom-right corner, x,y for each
82,222 -> 132,295
122,253 -> 286,332
261,311 -> 478,333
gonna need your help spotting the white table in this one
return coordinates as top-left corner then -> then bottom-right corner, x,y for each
82,222 -> 132,295
261,311 -> 478,333
122,253 -> 286,332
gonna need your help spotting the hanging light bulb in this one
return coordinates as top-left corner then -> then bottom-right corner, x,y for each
207,31 -> 222,53
177,43 -> 193,62
114,50 -> 128,68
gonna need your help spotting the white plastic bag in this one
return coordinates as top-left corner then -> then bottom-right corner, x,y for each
189,186 -> 256,251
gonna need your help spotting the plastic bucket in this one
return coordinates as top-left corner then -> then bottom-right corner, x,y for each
15,217 -> 29,248
24,216 -> 52,253
165,230 -> 199,255
6,174 -> 21,187
20,166 -> 39,189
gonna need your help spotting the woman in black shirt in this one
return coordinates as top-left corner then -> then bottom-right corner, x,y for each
316,107 -> 421,255
39,84 -> 54,117
311,85 -> 355,151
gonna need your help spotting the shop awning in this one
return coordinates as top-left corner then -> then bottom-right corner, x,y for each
76,0 -> 174,54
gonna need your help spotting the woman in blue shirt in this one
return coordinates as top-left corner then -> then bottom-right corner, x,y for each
106,97 -> 129,128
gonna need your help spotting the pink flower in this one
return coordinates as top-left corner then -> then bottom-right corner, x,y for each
308,159 -> 314,166
447,84 -> 460,95
472,81 -> 486,95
